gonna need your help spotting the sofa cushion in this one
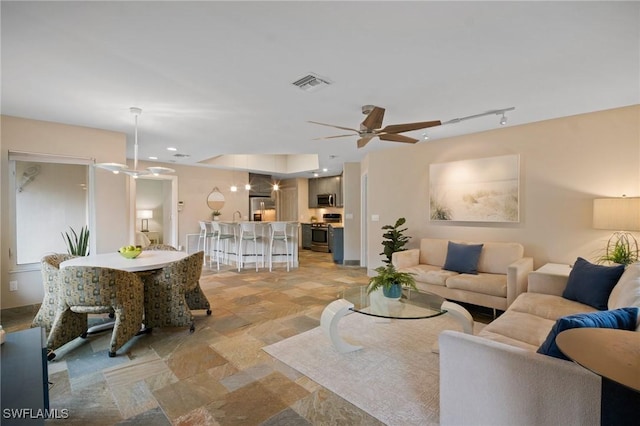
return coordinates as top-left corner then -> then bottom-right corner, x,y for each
476,242 -> 525,274
536,307 -> 640,360
445,273 -> 507,297
418,238 -> 449,267
562,257 -> 625,310
608,262 -> 640,310
443,241 -> 483,274
400,264 -> 458,286
479,310 -> 557,348
509,292 -> 598,321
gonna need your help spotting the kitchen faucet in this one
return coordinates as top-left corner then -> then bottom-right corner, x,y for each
233,210 -> 242,222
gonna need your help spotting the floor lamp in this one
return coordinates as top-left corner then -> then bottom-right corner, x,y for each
593,197 -> 640,265
137,210 -> 153,232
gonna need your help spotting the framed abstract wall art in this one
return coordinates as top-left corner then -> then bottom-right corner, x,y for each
429,154 -> 520,222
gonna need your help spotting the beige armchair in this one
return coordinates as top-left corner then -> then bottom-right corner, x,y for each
142,251 -> 211,332
49,266 -> 144,358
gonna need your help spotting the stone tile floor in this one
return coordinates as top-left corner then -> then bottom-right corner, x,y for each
1,250 -> 494,425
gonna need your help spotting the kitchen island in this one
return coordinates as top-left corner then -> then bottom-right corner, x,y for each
210,221 -> 299,270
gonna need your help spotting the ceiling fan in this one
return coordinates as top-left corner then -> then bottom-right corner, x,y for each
309,105 -> 442,148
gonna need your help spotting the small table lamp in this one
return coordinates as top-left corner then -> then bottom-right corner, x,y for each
593,197 -> 640,265
137,210 -> 153,232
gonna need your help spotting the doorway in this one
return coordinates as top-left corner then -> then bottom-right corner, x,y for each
129,175 -> 178,248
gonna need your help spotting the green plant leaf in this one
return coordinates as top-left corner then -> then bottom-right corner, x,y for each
378,217 -> 411,264
62,225 -> 90,256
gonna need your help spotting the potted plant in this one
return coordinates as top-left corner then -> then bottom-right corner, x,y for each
367,264 -> 417,299
62,225 -> 90,256
380,217 -> 411,264
212,210 -> 222,221
596,234 -> 639,266
368,217 -> 416,298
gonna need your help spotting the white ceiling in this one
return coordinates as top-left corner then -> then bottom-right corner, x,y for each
2,1 -> 638,178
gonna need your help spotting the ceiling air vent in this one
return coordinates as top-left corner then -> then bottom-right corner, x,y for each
292,73 -> 331,92
173,153 -> 190,158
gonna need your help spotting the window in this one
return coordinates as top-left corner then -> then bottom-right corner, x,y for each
9,152 -> 94,266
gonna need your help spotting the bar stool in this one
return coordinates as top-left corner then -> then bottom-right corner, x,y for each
237,222 -> 264,271
209,221 -> 236,270
268,222 -> 291,272
198,221 -> 214,264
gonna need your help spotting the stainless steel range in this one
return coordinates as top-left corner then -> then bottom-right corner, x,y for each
311,213 -> 342,253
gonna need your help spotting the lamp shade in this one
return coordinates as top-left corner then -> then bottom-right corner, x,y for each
137,210 -> 153,219
593,198 -> 640,231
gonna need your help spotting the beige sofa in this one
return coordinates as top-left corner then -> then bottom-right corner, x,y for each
392,238 -> 533,311
439,261 -> 640,426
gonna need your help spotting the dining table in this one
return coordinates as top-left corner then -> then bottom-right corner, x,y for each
60,250 -> 189,272
59,250 -> 190,335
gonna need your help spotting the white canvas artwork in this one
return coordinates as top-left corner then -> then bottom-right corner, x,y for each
430,154 -> 520,222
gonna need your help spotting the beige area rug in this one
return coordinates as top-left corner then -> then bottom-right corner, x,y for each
264,311 -> 485,426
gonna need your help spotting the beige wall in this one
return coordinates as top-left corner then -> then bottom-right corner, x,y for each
343,162 -> 361,263
1,115 -> 128,308
364,105 -> 640,272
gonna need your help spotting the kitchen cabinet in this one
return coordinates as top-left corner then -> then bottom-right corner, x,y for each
301,223 -> 312,249
308,175 -> 343,208
308,179 -> 319,208
329,225 -> 343,264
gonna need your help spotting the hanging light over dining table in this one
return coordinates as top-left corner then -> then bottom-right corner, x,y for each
95,107 -> 175,178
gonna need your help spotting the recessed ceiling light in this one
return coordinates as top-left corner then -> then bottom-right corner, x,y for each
322,168 -> 328,172
313,172 -> 319,177
148,156 -> 158,160
167,147 -> 177,151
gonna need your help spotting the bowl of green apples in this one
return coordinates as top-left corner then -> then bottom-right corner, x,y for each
118,245 -> 142,259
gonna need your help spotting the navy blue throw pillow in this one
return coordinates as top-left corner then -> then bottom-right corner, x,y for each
562,257 -> 625,310
537,307 -> 639,360
443,241 -> 484,275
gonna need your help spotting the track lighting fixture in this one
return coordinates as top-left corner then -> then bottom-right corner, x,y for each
422,132 -> 429,141
442,107 -> 515,127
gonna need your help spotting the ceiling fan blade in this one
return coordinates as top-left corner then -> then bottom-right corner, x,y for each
361,107 -> 385,130
308,121 -> 359,133
379,120 -> 442,134
357,136 -> 374,148
378,133 -> 419,144
313,134 -> 358,140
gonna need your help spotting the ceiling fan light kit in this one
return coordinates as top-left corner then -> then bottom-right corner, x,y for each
310,105 -> 515,148
96,107 -> 175,177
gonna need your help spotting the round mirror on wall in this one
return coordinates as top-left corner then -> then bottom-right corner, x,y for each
207,187 -> 225,211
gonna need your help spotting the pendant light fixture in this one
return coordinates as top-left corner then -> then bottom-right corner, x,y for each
95,107 -> 175,178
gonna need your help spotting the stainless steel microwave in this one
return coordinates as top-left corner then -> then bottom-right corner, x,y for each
317,193 -> 336,207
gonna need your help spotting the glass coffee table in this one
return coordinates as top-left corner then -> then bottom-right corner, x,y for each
320,286 -> 474,353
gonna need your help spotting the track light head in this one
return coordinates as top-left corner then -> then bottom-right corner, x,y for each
500,113 -> 507,125
422,132 -> 429,141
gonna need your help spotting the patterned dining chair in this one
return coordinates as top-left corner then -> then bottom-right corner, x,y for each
32,253 -> 78,333
48,266 -> 144,358
142,251 -> 211,333
143,244 -> 178,251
